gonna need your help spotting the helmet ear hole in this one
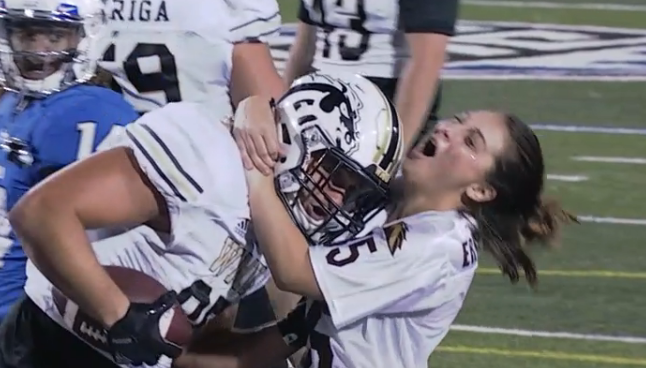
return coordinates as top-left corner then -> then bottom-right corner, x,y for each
280,122 -> 291,145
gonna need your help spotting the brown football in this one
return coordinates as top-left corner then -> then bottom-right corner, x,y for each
52,265 -> 192,352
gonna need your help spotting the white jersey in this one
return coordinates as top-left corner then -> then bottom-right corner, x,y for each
299,0 -> 458,79
304,210 -> 477,368
24,101 -> 269,367
99,0 -> 280,114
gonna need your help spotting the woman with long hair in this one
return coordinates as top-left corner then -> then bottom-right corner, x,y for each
175,109 -> 577,368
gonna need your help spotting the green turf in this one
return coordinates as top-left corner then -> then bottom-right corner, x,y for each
276,0 -> 646,367
476,0 -> 646,4
441,81 -> 646,127
460,5 -> 646,28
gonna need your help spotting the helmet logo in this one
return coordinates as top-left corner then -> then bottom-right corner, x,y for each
288,73 -> 364,155
55,3 -> 79,18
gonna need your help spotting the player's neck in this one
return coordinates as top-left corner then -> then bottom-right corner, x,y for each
389,191 -> 461,221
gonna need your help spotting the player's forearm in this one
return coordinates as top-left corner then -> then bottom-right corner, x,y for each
283,22 -> 316,86
230,43 -> 287,107
249,186 -> 318,297
174,352 -> 241,368
9,196 -> 129,326
395,60 -> 441,150
176,325 -> 293,368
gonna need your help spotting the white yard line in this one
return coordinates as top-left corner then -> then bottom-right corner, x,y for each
572,156 -> 646,164
451,325 -> 646,344
547,174 -> 588,182
578,216 -> 646,225
443,74 -> 646,82
463,0 -> 646,11
530,124 -> 646,135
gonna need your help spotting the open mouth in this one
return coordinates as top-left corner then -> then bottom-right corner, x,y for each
311,204 -> 327,219
422,138 -> 437,157
17,58 -> 48,79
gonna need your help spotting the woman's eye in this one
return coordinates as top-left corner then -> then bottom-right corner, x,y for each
465,136 -> 475,149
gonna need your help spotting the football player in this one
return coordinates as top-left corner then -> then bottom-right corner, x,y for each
0,0 -> 139,323
174,111 -> 577,368
279,0 -> 458,152
99,0 -> 285,115
1,73 -> 403,368
98,2 -> 290,356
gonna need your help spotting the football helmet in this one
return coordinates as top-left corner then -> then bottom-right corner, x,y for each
0,0 -> 107,95
275,72 -> 404,244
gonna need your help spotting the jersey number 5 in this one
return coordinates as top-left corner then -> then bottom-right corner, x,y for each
103,43 -> 182,104
325,236 -> 377,267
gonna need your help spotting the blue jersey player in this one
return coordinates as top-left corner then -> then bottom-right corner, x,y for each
0,0 -> 138,322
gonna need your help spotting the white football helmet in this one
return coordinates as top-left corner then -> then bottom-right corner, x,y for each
0,0 -> 107,95
275,72 -> 404,244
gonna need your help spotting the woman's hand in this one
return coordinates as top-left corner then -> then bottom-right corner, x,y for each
232,96 -> 281,176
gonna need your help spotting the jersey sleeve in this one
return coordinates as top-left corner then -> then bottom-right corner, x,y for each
34,89 -> 139,178
398,0 -> 459,35
111,106 -> 207,208
308,223 -> 458,329
226,0 -> 281,43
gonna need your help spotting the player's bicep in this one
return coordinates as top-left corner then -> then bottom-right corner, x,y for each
12,146 -> 163,231
124,122 -> 204,203
230,42 -> 286,106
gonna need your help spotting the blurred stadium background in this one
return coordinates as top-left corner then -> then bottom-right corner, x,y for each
272,1 -> 646,367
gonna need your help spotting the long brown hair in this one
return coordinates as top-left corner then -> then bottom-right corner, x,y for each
464,114 -> 578,287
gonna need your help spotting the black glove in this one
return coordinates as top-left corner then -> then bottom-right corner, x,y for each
107,291 -> 182,366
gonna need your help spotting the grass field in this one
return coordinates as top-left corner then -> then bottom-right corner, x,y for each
274,1 -> 646,367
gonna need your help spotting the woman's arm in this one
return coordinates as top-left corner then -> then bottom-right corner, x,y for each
9,147 -> 165,326
247,175 -> 323,299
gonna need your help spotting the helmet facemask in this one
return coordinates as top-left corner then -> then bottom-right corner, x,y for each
276,124 -> 390,244
0,6 -> 105,96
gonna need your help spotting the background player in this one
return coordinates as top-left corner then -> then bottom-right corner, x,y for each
282,0 -> 459,150
99,0 -> 286,115
175,111 -> 577,368
1,73 -> 402,368
0,0 -> 139,323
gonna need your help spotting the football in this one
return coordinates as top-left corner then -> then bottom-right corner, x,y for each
52,266 -> 192,352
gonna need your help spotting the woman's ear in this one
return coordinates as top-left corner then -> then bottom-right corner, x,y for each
465,182 -> 497,203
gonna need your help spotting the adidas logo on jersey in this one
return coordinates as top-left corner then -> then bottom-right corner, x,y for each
234,219 -> 250,238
